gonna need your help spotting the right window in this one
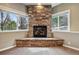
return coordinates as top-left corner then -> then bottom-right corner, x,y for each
18,16 -> 29,30
52,10 -> 70,32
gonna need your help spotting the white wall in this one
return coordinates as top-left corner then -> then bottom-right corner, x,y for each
0,31 -> 27,50
0,3 -> 27,15
53,32 -> 79,49
52,3 -> 79,50
52,3 -> 79,31
0,3 -> 28,51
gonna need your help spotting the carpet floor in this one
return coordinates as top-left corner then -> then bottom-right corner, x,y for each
0,47 -> 79,55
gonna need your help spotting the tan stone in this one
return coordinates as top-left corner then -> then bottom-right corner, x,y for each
26,5 -> 53,38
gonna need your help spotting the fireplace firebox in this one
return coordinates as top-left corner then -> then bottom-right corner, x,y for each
33,26 -> 47,38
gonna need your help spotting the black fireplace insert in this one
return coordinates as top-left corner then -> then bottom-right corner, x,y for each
33,26 -> 47,38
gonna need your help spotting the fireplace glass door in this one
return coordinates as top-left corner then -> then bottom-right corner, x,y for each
33,26 -> 47,38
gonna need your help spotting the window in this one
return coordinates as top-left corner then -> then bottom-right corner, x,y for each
18,16 -> 29,30
0,9 -> 29,32
52,10 -> 70,32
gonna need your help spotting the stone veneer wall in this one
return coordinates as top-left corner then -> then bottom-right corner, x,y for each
26,5 -> 52,38
16,39 -> 64,47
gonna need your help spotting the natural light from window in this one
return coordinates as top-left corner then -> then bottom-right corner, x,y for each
51,10 -> 70,32
0,9 -> 29,32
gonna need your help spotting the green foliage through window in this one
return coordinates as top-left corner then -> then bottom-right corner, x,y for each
0,10 -> 29,31
52,10 -> 69,31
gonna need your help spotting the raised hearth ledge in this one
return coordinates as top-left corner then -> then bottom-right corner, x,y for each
16,38 -> 63,40
16,38 -> 64,47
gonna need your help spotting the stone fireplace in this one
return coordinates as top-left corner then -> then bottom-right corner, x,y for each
26,5 -> 52,38
16,4 -> 64,47
33,25 -> 47,38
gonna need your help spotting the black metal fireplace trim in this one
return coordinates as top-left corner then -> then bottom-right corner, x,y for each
33,25 -> 47,38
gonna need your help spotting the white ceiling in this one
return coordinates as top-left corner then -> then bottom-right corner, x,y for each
51,3 -> 61,7
24,3 -> 61,8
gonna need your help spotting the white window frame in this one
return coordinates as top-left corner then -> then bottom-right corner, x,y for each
52,10 -> 70,32
16,15 -> 29,31
0,9 -> 29,32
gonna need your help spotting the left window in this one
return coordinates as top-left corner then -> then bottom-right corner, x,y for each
0,10 -> 29,31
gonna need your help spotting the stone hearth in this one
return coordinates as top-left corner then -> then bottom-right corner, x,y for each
16,38 -> 64,47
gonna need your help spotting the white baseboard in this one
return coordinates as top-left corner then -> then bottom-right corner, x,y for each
0,45 -> 16,52
63,44 -> 79,51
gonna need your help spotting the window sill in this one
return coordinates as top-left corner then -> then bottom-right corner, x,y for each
52,31 -> 79,34
52,30 -> 70,32
0,29 -> 29,33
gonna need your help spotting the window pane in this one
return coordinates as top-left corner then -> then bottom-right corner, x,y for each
9,13 -> 17,30
0,11 -> 17,30
0,11 -> 7,31
59,26 -> 68,30
52,16 -> 58,30
18,16 -> 28,29
59,14 -> 68,26
0,11 -> 8,30
0,9 -> 29,31
0,11 -> 1,31
59,14 -> 68,30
